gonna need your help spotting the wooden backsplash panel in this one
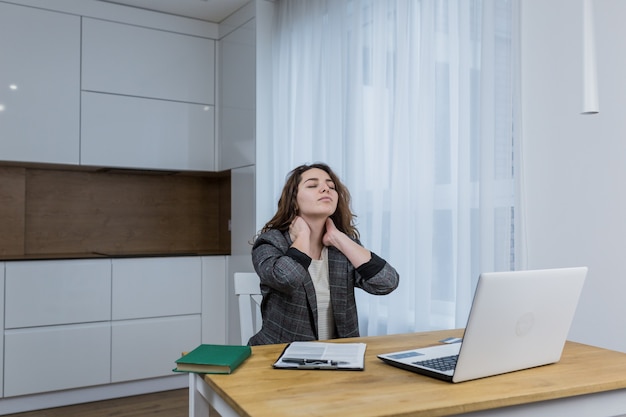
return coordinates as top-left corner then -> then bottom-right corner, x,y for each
23,168 -> 230,256
0,167 -> 26,256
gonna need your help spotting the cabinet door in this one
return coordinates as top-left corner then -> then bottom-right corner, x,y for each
1,263 -> 4,398
111,315 -> 201,382
82,18 -> 214,105
0,3 -> 80,165
81,92 -> 215,171
5,259 -> 111,329
218,19 -> 256,170
202,256 -> 228,344
112,257 -> 202,320
4,323 -> 111,397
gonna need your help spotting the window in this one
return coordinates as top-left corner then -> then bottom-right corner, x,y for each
262,0 -> 520,335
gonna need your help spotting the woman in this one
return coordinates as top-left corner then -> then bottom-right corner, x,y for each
249,163 -> 399,345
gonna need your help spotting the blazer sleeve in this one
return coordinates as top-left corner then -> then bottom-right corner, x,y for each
252,229 -> 309,294
354,251 -> 399,295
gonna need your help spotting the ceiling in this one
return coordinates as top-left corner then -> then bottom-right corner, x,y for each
95,0 -> 250,23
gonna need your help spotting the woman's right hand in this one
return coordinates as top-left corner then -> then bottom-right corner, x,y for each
289,216 -> 310,243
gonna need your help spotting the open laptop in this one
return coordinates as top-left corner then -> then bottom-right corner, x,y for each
377,267 -> 588,383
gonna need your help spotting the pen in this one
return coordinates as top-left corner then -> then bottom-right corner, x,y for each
281,358 -> 347,365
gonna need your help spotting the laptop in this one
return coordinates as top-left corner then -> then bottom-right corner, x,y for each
377,267 -> 588,383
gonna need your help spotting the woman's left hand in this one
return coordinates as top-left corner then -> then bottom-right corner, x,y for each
323,217 -> 371,268
322,217 -> 340,247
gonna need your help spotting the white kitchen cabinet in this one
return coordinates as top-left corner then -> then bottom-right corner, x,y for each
202,256 -> 228,344
0,2 -> 80,165
81,17 -> 216,172
218,18 -> 256,170
81,92 -> 215,171
112,256 -> 202,320
1,263 -> 4,398
3,259 -> 112,397
4,323 -> 111,397
110,257 -> 203,382
82,18 -> 214,105
1,255 -> 221,400
111,315 -> 200,382
4,259 -> 112,329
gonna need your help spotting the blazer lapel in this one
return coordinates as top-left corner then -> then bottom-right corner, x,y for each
327,247 -> 349,326
283,229 -> 319,323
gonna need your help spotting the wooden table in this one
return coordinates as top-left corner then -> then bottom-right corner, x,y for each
188,329 -> 626,417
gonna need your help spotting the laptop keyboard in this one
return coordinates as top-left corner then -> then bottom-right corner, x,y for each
412,355 -> 458,372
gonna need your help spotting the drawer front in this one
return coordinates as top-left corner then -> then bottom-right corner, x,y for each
111,315 -> 201,382
1,265 -> 4,397
82,18 -> 214,104
4,323 -> 111,397
112,257 -> 202,320
5,259 -> 111,328
81,92 -> 215,171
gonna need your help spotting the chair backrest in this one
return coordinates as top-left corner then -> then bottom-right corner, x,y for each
234,272 -> 262,345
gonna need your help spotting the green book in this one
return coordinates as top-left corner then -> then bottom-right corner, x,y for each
174,344 -> 251,374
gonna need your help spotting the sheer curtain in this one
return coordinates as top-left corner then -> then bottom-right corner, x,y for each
262,0 -> 520,335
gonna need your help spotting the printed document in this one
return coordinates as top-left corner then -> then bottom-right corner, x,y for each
273,341 -> 366,370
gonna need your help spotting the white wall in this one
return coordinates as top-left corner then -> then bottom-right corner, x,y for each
521,0 -> 626,352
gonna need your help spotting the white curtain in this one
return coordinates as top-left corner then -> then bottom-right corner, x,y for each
265,0 -> 520,335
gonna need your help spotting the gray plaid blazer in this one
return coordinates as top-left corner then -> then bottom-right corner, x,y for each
248,229 -> 399,345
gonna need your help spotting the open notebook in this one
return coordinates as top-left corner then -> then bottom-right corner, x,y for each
378,267 -> 588,383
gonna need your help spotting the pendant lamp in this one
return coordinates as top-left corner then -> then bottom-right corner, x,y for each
581,0 -> 599,114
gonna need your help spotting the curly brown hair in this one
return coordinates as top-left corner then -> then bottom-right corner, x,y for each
259,163 -> 359,240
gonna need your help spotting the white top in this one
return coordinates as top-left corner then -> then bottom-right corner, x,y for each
308,246 -> 336,340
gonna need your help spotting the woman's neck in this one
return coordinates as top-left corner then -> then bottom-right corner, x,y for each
301,216 -> 326,259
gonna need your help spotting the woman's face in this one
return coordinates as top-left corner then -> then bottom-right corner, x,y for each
295,168 -> 338,219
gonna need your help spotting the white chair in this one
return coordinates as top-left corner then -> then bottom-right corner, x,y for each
234,272 -> 262,345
